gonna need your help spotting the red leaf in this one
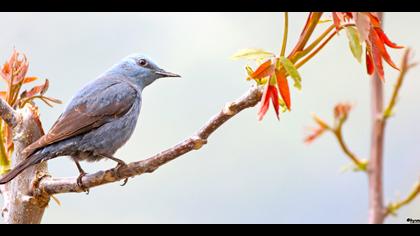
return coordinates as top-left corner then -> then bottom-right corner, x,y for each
1,62 -> 11,82
275,70 -> 291,110
375,28 -> 404,49
370,28 -> 399,71
370,36 -> 385,81
366,49 -> 374,75
270,86 -> 280,120
304,126 -> 326,144
251,60 -> 275,79
258,84 -> 271,121
367,12 -> 381,27
332,13 -> 341,30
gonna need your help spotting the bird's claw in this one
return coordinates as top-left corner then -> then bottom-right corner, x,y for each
115,162 -> 128,187
76,172 -> 90,194
120,178 -> 129,186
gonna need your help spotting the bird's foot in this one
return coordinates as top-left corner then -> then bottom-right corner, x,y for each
115,162 -> 129,187
76,172 -> 90,194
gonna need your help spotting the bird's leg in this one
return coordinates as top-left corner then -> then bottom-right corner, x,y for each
98,154 -> 129,186
74,160 -> 90,194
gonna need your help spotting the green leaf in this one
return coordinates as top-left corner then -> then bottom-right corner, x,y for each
231,48 -> 275,60
345,26 -> 363,63
278,56 -> 302,90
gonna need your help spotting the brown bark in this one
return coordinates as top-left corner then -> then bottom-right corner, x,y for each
367,12 -> 386,224
0,103 -> 50,224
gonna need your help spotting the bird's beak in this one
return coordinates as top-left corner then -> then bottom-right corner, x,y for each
155,69 -> 181,78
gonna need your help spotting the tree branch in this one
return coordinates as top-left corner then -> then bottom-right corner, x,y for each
385,180 -> 420,217
34,86 -> 264,196
383,49 -> 416,120
1,105 -> 48,224
0,98 -> 19,128
333,123 -> 367,171
367,12 -> 386,224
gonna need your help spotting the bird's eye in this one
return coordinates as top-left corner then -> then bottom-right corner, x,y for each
138,59 -> 148,67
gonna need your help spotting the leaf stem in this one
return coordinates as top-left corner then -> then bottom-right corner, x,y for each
288,12 -> 323,58
385,181 -> 420,217
295,30 -> 337,69
333,119 -> 367,171
383,49 -> 415,119
280,12 -> 289,57
292,24 -> 335,62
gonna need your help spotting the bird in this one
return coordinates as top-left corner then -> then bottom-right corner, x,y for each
0,53 -> 180,188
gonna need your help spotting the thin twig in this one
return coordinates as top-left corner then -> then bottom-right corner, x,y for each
385,181 -> 420,217
280,12 -> 289,57
383,49 -> 416,120
333,123 -> 367,171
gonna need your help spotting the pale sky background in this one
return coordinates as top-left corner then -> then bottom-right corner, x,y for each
0,12 -> 419,224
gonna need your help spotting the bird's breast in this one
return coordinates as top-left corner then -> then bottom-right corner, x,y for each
78,96 -> 142,156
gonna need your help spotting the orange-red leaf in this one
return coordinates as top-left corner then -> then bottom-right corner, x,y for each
366,49 -> 374,75
23,76 -> 38,84
24,79 -> 49,98
251,60 -> 275,79
370,28 -> 399,71
258,84 -> 271,121
0,63 -> 11,82
334,102 -> 352,120
332,12 -> 341,30
258,85 -> 281,121
370,35 -> 385,81
367,13 -> 381,27
275,70 -> 291,110
375,28 -> 404,49
270,86 -> 280,120
304,126 -> 326,144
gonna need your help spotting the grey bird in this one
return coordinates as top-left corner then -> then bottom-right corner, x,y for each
0,54 -> 180,187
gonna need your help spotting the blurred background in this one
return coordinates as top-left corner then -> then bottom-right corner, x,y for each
0,12 -> 418,224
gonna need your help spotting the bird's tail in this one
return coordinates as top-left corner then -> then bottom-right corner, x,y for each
0,151 -> 45,184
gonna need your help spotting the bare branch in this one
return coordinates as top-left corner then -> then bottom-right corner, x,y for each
367,12 -> 386,224
333,125 -> 367,171
383,48 -> 415,120
35,86 -> 263,195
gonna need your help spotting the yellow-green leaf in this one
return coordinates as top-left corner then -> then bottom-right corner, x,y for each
278,98 -> 288,113
318,19 -> 332,24
345,26 -> 363,63
231,48 -> 275,60
278,56 -> 302,90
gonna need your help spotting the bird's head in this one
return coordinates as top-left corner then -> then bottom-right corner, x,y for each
108,53 -> 180,89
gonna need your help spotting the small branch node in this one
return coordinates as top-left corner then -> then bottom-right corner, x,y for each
223,102 -> 237,116
192,136 -> 207,150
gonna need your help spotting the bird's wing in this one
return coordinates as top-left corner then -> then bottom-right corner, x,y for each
22,78 -> 138,158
